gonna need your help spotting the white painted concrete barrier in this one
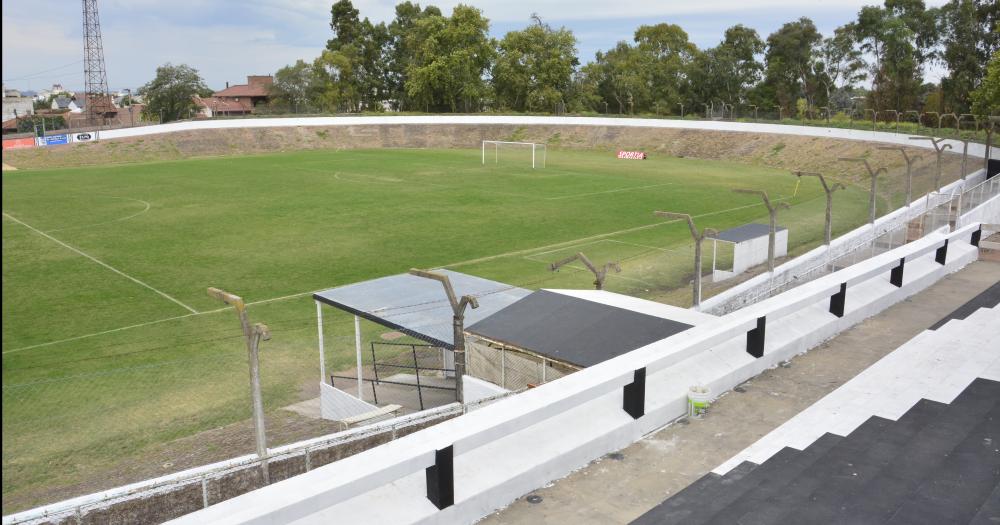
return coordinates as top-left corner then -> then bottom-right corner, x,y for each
93,116 -> 994,159
701,169 -> 994,315
167,222 -> 985,525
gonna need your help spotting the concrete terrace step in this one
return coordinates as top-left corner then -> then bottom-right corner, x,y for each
639,379 -> 1000,525
713,304 -> 1000,476
699,433 -> 845,525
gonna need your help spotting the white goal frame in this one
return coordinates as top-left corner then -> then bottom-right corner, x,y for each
482,140 -> 547,169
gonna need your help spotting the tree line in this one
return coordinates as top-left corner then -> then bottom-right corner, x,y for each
266,0 -> 997,117
140,0 -> 998,122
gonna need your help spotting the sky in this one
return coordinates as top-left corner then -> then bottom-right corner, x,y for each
1,0 -> 950,93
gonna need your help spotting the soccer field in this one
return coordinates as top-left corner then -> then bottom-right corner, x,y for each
1,147 -> 876,510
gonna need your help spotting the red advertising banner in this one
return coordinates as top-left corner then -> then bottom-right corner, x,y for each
617,150 -> 647,160
2,137 -> 36,150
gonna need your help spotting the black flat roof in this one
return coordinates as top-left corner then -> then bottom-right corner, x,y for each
466,290 -> 693,368
715,223 -> 787,244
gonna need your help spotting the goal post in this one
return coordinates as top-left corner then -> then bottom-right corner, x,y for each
482,141 -> 547,169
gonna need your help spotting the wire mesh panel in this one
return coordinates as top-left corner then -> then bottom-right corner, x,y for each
330,341 -> 456,413
466,340 -> 576,391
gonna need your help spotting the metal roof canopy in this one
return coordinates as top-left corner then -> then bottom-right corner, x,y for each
714,223 -> 787,244
466,290 -> 695,368
313,269 -> 532,349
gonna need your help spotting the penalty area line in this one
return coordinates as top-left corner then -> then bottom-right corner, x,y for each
2,211 -> 199,315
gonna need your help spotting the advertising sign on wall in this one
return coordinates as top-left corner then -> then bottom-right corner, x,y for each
37,134 -> 70,146
2,137 -> 36,150
74,132 -> 96,143
617,150 -> 647,160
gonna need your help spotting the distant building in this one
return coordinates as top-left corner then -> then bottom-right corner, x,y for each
2,85 -> 34,121
51,96 -> 82,113
193,75 -> 273,117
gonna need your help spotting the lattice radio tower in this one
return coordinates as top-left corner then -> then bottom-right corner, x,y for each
82,0 -> 113,123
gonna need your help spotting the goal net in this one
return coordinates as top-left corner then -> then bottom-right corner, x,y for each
482,141 -> 547,169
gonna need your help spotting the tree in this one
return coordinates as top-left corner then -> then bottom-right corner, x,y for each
712,25 -> 765,108
814,25 -> 865,109
971,49 -> 1000,116
270,60 -> 313,111
386,2 -> 442,110
764,18 -> 823,114
405,5 -> 495,112
139,63 -> 211,123
634,23 -> 697,113
492,15 -> 578,112
938,0 -> 1000,113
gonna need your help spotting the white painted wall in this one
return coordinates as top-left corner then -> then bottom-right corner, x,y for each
320,382 -> 379,421
702,170 -> 992,315
462,376 -> 509,403
91,115 -> 995,160
165,223 -> 983,525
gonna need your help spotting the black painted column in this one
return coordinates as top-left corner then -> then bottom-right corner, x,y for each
623,368 -> 646,419
890,257 -> 905,287
829,283 -> 847,318
972,227 -> 982,247
935,239 -> 949,265
426,446 -> 454,509
746,316 -> 766,358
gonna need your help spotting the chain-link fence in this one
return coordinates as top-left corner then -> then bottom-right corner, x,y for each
330,341 -> 456,413
466,339 -> 577,391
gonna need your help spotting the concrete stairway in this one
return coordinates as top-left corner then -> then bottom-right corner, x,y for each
632,378 -> 1000,525
633,300 -> 1000,525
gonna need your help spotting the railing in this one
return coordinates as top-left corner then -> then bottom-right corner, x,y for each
702,169 -> 993,314
172,222 -> 984,524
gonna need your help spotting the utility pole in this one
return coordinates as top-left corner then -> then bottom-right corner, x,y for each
732,189 -> 790,272
878,146 -> 921,207
408,269 -> 478,404
207,287 -> 271,484
839,158 -> 887,225
794,171 -> 845,245
653,212 -> 716,308
908,136 -> 953,192
749,104 -> 758,120
678,103 -> 684,117
549,252 -> 621,291
774,105 -> 782,121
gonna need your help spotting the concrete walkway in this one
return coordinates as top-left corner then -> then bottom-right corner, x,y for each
484,260 -> 1000,525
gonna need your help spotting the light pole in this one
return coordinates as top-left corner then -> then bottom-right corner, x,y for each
878,146 -> 922,207
732,190 -> 789,273
653,212 -> 717,308
908,136 -> 953,192
794,171 -> 845,245
839,157 -> 887,225
408,269 -> 479,403
207,287 -> 271,484
549,252 -> 621,290
678,103 -> 685,117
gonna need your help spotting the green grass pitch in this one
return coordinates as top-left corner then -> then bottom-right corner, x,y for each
1,147 -> 876,510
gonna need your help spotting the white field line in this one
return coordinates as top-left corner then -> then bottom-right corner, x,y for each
544,182 -> 677,200
1,290 -> 321,355
46,197 -> 151,233
2,211 -> 198,314
520,255 -> 657,287
445,198 -> 788,269
1,197 -> 789,355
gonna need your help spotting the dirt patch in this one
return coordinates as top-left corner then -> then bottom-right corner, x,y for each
2,162 -> 16,171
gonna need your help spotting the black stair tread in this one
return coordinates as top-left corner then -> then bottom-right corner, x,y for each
928,281 -> 1000,330
740,392 -> 992,524
702,433 -> 845,525
885,405 -> 1000,525
836,387 -> 998,524
630,462 -> 758,525
728,401 -> 948,525
968,482 -> 1000,525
